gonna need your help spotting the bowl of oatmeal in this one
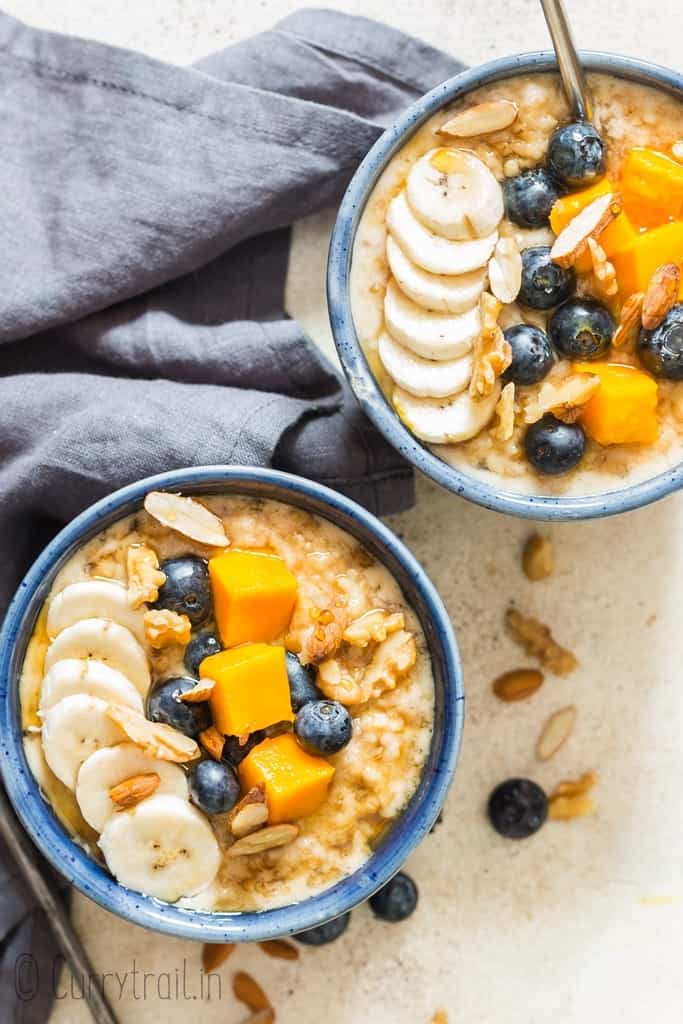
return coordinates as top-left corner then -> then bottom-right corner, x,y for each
0,467 -> 462,942
328,52 -> 683,518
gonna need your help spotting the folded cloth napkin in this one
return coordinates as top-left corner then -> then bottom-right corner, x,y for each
0,7 -> 463,1020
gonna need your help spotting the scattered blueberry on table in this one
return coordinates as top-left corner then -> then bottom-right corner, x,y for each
549,297 -> 615,360
189,759 -> 240,816
519,246 -> 576,309
547,121 -> 605,187
184,631 -> 222,676
155,556 -> 212,626
147,676 -> 212,738
294,700 -> 352,756
369,872 -> 418,922
503,168 -> 560,228
638,303 -> 683,379
525,415 -> 586,475
294,912 -> 351,946
488,778 -> 548,839
503,324 -> 554,385
286,652 -> 324,711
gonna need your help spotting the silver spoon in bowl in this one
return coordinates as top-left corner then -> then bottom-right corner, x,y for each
540,0 -> 593,121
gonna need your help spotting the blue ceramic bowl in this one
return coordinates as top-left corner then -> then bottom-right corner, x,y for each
0,467 -> 462,942
328,51 -> 683,520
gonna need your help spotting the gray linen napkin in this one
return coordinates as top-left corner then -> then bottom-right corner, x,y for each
0,8 -> 463,1020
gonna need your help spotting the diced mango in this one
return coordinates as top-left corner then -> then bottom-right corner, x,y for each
610,221 -> 683,298
239,733 -> 334,824
209,549 -> 297,648
549,179 -> 637,272
620,148 -> 683,229
574,361 -> 659,446
201,643 -> 293,736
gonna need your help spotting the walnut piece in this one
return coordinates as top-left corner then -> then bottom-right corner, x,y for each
343,609 -> 405,647
126,544 -> 165,609
469,293 -> 511,399
143,609 -> 191,649
505,607 -> 577,675
492,382 -> 515,441
548,771 -> 597,819
522,534 -> 555,580
613,292 -> 645,349
318,629 -> 417,706
524,372 -> 600,424
586,237 -> 618,298
296,601 -> 349,665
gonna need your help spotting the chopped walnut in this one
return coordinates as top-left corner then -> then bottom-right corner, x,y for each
548,772 -> 597,820
316,657 -> 366,706
126,544 -> 165,609
362,630 -> 417,698
505,607 -> 577,675
143,609 -> 191,649
586,237 -> 618,298
469,292 -> 512,399
492,382 -> 515,441
296,600 -> 348,665
343,609 -> 405,647
524,372 -> 600,424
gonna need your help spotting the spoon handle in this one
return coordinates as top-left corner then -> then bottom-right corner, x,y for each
540,0 -> 593,121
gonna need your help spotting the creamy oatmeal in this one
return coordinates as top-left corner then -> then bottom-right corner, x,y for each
351,72 -> 683,495
21,492 -> 433,911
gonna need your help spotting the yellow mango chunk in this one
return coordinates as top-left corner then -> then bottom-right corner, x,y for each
239,733 -> 334,824
549,179 -> 636,272
610,221 -> 683,298
621,148 -> 683,229
574,361 -> 659,445
209,549 -> 297,648
201,644 -> 293,736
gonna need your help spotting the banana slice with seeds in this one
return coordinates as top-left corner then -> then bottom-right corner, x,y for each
406,148 -> 504,241
41,694 -> 127,790
378,333 -> 472,398
394,381 -> 501,444
386,235 -> 486,314
47,581 -> 146,643
44,619 -> 151,696
387,192 -> 498,276
39,659 -> 144,716
384,280 -> 479,361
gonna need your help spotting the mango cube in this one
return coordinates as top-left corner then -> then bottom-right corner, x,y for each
621,147 -> 683,229
574,361 -> 659,446
201,643 -> 293,736
549,179 -> 636,272
239,733 -> 334,824
610,221 -> 683,298
209,549 -> 297,648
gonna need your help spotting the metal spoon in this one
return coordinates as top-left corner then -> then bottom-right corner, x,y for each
540,0 -> 593,121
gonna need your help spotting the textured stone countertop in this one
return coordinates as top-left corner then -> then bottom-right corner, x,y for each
4,2 -> 683,1022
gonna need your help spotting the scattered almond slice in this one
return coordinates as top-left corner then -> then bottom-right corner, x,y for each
613,292 -> 645,349
181,678 -> 216,703
488,237 -> 522,304
522,534 -> 554,580
143,491 -> 229,548
199,725 -> 225,761
202,943 -> 235,972
228,785 -> 269,838
550,192 -> 621,269
642,262 -> 680,330
109,772 -> 160,808
143,609 -> 191,649
548,772 -> 597,820
232,972 -> 272,1013
492,382 -> 515,442
258,939 -> 299,961
227,824 -> 299,857
126,544 -> 165,609
586,237 -> 618,298
536,705 -> 576,761
440,99 -> 518,137
469,293 -> 512,399
492,668 -> 544,702
107,705 -> 200,763
524,372 -> 600,425
505,607 -> 577,675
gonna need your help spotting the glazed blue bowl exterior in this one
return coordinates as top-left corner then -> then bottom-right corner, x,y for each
0,467 -> 463,942
328,51 -> 683,520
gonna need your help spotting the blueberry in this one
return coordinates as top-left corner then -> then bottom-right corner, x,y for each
294,700 -> 352,756
519,246 -> 575,310
488,778 -> 548,839
369,872 -> 418,922
638,303 -> 683,379
147,677 -> 211,739
525,414 -> 586,475
294,912 -> 350,946
154,556 -> 211,627
547,121 -> 605,187
222,730 -> 266,767
184,632 -> 222,676
189,759 -> 240,816
286,652 -> 323,712
503,168 -> 560,228
503,324 -> 554,385
549,297 -> 614,360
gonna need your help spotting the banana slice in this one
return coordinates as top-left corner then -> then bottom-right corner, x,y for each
76,743 -> 189,832
387,192 -> 498,276
47,581 -> 146,643
394,381 -> 501,444
42,695 -> 126,790
44,619 -> 150,696
386,236 -> 486,313
40,659 -> 144,716
378,333 -> 472,398
406,148 -> 504,240
384,280 -> 479,361
98,794 -> 221,903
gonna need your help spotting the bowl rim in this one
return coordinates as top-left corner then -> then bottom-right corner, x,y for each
0,465 -> 463,942
328,49 -> 683,521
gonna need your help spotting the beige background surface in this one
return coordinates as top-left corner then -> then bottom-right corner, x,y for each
4,1 -> 683,1022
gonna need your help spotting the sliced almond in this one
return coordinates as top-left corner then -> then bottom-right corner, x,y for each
642,263 -> 680,330
181,678 -> 215,703
586,237 -> 618,298
199,725 -> 225,761
227,824 -> 299,858
258,939 -> 299,961
550,192 -> 621,269
228,785 -> 269,838
202,942 -> 235,972
492,382 -> 515,442
492,668 -> 544,702
143,491 -> 229,548
522,534 -> 554,581
440,99 -> 518,137
536,705 -> 576,761
233,971 -> 272,1013
505,607 -> 577,675
613,291 -> 645,349
488,237 -> 522,304
107,704 -> 200,763
109,772 -> 160,808
672,141 -> 683,163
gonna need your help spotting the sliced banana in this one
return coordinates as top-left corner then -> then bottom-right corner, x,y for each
40,659 -> 144,716
406,148 -> 504,241
42,695 -> 126,790
386,235 -> 486,313
47,581 -> 146,643
98,794 -> 221,903
44,619 -> 150,696
394,381 -> 501,444
76,743 -> 189,832
387,192 -> 498,276
384,280 -> 479,361
378,333 -> 472,398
